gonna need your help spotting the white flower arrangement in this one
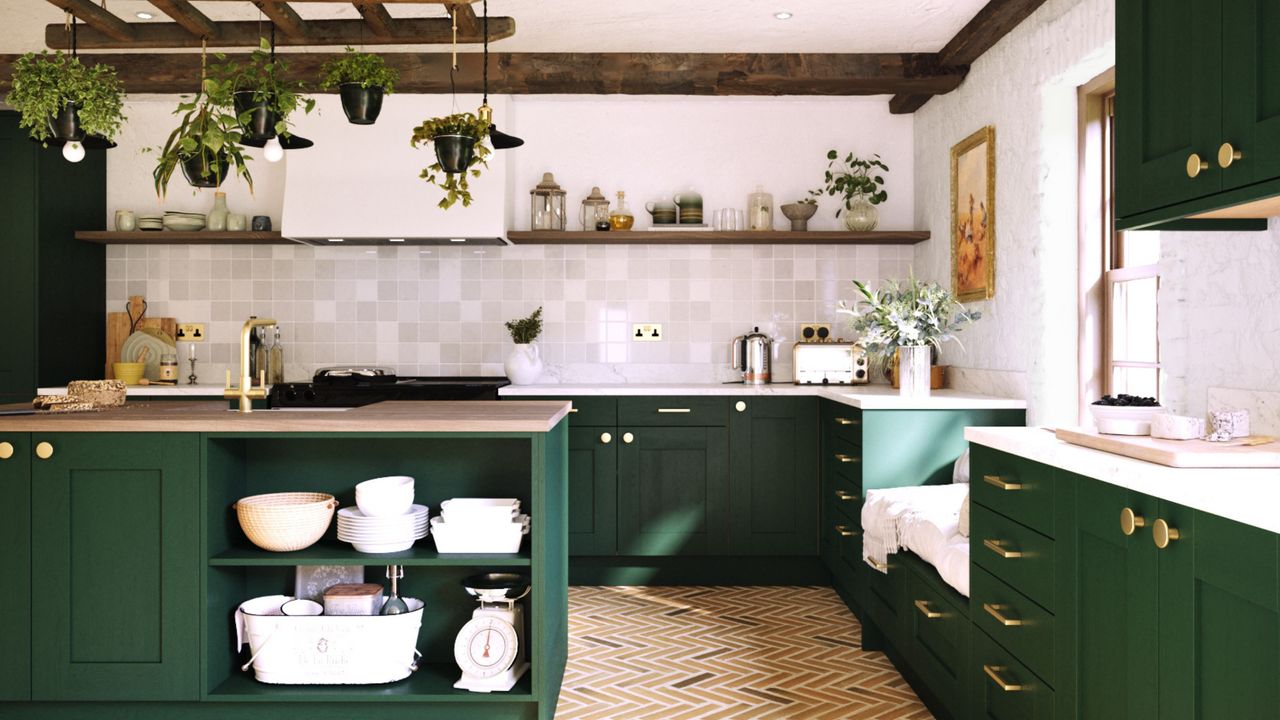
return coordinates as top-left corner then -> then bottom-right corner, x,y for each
838,275 -> 980,355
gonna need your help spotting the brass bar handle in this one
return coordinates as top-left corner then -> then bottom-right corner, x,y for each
1120,507 -> 1146,536
600,433 -> 613,444
834,417 -> 859,426
983,474 -> 1023,491
1153,518 -> 1180,549
867,558 -> 889,572
983,665 -> 1024,692
835,490 -> 858,501
835,454 -> 858,464
35,442 -> 54,460
0,442 -> 12,461
1219,142 -> 1243,168
622,432 -> 635,444
1187,153 -> 1209,178
983,603 -> 1024,627
913,599 -> 942,619
569,408 -> 579,413
657,408 -> 691,414
835,524 -> 859,537
983,538 -> 1023,559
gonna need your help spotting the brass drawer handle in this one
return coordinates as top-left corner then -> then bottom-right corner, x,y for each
1153,518 -> 1180,549
834,490 -> 858,501
983,474 -> 1023,491
1120,507 -> 1145,536
983,538 -> 1023,559
657,408 -> 691,414
569,408 -> 579,413
1219,142 -> 1243,168
983,665 -> 1024,692
835,454 -> 858,463
35,442 -> 54,460
913,599 -> 942,619
835,524 -> 859,537
867,558 -> 889,572
983,603 -> 1024,627
834,417 -> 858,426
1187,153 -> 1209,178
0,442 -> 12,461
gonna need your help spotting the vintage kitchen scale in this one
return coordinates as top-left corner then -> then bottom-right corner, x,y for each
454,573 -> 531,693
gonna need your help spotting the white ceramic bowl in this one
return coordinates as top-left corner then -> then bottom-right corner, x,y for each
281,599 -> 324,616
355,476 -> 415,517
1090,404 -> 1167,435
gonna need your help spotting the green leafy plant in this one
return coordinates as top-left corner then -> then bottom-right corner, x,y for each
410,112 -> 492,210
212,39 -> 314,137
838,275 -> 979,355
320,47 -> 399,92
150,74 -> 252,198
5,51 -> 126,144
505,307 -> 544,344
811,151 -> 889,216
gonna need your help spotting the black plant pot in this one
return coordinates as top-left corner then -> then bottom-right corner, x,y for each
180,151 -> 231,189
47,101 -> 85,142
234,91 -> 279,143
433,134 -> 477,174
339,83 -> 384,125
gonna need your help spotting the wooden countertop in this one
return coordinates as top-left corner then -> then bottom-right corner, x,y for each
0,400 -> 572,433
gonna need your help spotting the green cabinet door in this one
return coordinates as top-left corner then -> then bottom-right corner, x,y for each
0,119 -> 37,404
30,433 -> 200,701
1221,0 -> 1280,189
617,426 -> 729,556
568,426 -> 618,556
1116,0 -> 1223,217
728,397 -> 818,555
0,434 -> 30,700
1157,503 -> 1280,720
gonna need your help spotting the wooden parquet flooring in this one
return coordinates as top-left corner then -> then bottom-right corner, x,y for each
556,585 -> 934,720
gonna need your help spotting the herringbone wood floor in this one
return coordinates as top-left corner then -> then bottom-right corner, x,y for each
556,586 -> 933,719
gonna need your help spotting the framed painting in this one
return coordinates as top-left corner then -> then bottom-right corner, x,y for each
951,126 -> 996,301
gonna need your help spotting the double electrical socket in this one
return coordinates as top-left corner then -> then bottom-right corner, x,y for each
176,323 -> 206,342
632,324 -> 663,341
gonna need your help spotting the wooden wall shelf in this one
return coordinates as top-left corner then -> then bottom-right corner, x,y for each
76,231 -> 289,245
505,230 -> 930,245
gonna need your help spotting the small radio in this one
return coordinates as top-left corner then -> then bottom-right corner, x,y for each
792,341 -> 869,385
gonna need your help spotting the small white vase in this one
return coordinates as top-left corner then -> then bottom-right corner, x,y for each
505,343 -> 544,385
897,345 -> 931,398
207,192 -> 229,232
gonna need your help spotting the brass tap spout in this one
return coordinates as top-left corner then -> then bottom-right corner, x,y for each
224,317 -> 277,413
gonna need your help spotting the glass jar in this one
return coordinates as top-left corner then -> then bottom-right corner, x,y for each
609,191 -> 635,231
580,186 -> 611,231
747,185 -> 774,231
530,172 -> 567,231
159,353 -> 178,382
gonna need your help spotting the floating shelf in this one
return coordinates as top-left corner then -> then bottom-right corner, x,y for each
505,230 -> 930,245
76,230 -> 288,245
209,542 -> 530,567
208,665 -> 535,702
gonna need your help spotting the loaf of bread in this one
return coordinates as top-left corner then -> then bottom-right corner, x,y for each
66,380 -> 127,408
32,395 -> 83,409
45,402 -> 101,414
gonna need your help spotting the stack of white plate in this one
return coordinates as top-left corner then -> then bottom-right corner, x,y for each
138,214 -> 164,231
432,498 -> 530,554
336,504 -> 429,553
163,211 -> 206,231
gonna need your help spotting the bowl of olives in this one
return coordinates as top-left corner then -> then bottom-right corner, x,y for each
1090,395 -> 1166,435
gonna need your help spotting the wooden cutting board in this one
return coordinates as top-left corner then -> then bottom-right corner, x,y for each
1055,427 -> 1280,468
106,296 -> 176,379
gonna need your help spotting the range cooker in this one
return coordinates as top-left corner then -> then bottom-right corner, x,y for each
269,367 -> 511,407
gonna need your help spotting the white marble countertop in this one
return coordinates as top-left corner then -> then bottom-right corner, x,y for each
500,383 -> 1027,411
39,384 -> 238,398
965,426 -> 1280,534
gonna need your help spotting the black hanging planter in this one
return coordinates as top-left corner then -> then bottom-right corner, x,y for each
433,134 -> 477,174
339,84 -> 384,125
233,91 -> 279,143
180,150 -> 231,189
47,101 -> 85,142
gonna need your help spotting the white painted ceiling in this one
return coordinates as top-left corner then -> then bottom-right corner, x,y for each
2,1 -> 988,54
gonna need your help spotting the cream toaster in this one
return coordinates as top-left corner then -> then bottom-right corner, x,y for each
792,342 -> 869,385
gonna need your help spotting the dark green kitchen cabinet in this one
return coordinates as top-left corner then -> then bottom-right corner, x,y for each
567,426 -> 618,555
0,434 -> 31,701
0,113 -> 106,404
617,426 -> 729,556
728,397 -> 818,555
29,433 -> 200,701
1220,0 -> 1280,190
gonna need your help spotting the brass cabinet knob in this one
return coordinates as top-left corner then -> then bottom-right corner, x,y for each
35,442 -> 54,460
983,665 -> 1024,692
734,401 -> 747,413
622,432 -> 635,444
1218,142 -> 1243,168
1187,153 -> 1209,178
835,524 -> 858,537
1120,507 -> 1146,536
600,432 -> 613,444
913,599 -> 943,619
834,490 -> 858,502
0,442 -> 12,460
1152,518 -> 1180,549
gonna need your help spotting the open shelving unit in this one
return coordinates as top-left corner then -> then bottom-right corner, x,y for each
209,543 -> 531,567
76,230 -> 288,245
506,229 -> 930,245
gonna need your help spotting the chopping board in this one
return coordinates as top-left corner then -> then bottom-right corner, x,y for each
1055,427 -> 1280,468
106,296 -> 176,379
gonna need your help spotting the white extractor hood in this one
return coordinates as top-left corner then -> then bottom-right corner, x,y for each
282,94 -> 509,245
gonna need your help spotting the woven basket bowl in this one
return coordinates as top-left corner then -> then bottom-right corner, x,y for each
235,492 -> 338,552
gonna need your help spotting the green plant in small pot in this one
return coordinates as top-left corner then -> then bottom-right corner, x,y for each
214,39 -> 314,144
5,50 -> 125,146
813,151 -> 889,232
151,75 -> 253,195
410,112 -> 492,210
320,47 -> 399,125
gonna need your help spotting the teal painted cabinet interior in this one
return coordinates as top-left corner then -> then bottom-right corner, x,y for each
29,433 -> 201,701
727,397 -> 818,556
0,113 -> 106,403
0,434 -> 31,701
617,425 -> 729,556
567,426 -> 618,555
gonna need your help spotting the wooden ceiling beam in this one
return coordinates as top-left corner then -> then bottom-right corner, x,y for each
197,0 -> 477,3
44,17 -> 515,49
45,0 -> 135,42
253,1 -> 310,39
148,0 -> 219,39
354,2 -> 397,38
447,4 -> 481,37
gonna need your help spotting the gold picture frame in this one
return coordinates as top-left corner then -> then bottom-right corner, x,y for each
951,126 -> 996,301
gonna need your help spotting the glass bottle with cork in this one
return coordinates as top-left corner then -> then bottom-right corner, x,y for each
609,191 -> 635,231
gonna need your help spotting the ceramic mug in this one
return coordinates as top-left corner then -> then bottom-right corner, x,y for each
251,215 -> 272,232
227,214 -> 247,232
114,210 -> 136,232
645,200 -> 678,225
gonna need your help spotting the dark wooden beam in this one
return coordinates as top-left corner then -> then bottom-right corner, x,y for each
45,17 -> 515,49
448,3 -> 480,36
198,0 -> 477,3
354,2 -> 397,38
148,0 -> 219,39
45,0 -> 135,42
253,1 -> 309,39
2,52 -> 967,97
889,0 -> 1050,113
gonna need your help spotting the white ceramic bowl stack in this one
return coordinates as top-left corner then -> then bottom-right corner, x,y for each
431,498 -> 530,554
337,476 -> 428,553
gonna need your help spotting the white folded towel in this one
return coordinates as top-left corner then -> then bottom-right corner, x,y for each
861,484 -> 970,573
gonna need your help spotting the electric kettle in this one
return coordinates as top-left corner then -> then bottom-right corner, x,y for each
732,327 -> 773,384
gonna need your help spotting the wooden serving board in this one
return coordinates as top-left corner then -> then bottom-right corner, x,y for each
105,296 -> 176,379
1055,427 -> 1280,468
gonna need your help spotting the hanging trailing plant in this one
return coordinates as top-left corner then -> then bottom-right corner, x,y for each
410,112 -> 492,210
150,72 -> 253,197
320,47 -> 398,125
5,50 -> 125,144
212,39 -> 314,140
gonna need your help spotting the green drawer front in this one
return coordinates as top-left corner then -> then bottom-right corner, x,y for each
827,437 -> 862,484
906,566 -> 968,706
618,397 -> 728,426
971,565 -> 1055,687
525,396 -> 617,426
862,553 -> 906,642
823,403 -> 863,445
971,445 -> 1055,538
833,522 -> 862,576
971,630 -> 1054,720
972,504 -> 1056,612
828,472 -> 862,525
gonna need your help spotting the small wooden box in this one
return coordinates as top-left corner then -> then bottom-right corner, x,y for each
323,583 -> 384,616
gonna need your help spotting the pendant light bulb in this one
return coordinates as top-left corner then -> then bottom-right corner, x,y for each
62,140 -> 85,163
263,136 -> 284,163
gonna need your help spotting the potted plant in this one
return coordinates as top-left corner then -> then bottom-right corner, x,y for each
838,276 -> 979,398
780,197 -> 818,231
410,112 -> 492,209
5,50 -> 125,145
503,306 -> 544,385
813,151 -> 889,231
215,39 -> 314,143
151,74 -> 253,195
320,47 -> 399,125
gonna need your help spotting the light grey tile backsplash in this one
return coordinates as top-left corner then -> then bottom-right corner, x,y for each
106,243 -> 913,383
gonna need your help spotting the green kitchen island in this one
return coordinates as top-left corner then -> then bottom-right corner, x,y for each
0,400 -> 570,720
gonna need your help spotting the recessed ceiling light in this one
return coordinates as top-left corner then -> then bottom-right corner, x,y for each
135,11 -> 154,19
774,11 -> 793,20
